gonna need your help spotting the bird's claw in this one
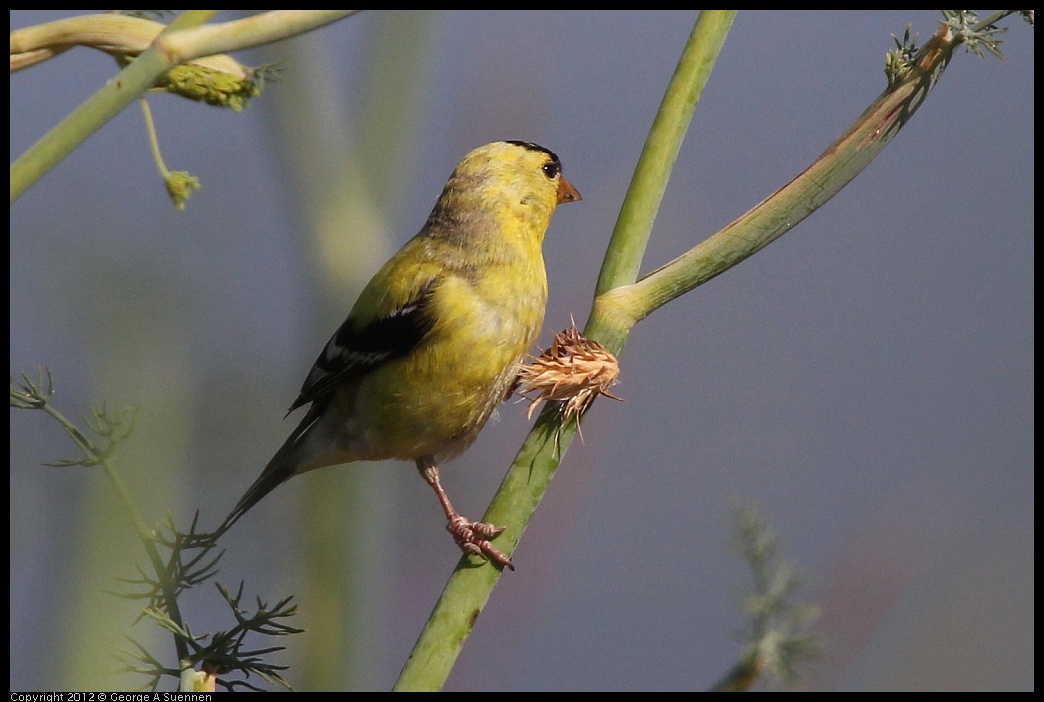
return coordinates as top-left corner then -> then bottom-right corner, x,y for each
447,515 -> 514,570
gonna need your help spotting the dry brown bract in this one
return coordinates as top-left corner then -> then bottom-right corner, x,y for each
516,324 -> 622,425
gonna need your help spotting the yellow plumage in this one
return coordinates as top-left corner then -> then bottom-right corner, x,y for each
221,140 -> 580,569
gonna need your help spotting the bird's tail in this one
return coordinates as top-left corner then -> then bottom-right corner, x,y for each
217,414 -> 317,536
218,453 -> 295,536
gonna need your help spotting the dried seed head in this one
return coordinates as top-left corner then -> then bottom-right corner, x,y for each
516,324 -> 622,423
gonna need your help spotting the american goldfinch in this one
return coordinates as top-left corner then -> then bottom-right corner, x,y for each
221,140 -> 580,569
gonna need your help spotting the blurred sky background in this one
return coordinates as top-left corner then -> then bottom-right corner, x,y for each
10,10 -> 1033,692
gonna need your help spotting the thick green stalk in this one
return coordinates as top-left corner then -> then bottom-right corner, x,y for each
393,11 -> 736,692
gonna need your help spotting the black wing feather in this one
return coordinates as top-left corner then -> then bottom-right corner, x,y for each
287,278 -> 439,414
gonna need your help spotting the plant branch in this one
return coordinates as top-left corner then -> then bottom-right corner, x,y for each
394,10 -> 737,692
10,10 -> 359,204
594,12 -> 1020,331
11,370 -> 193,665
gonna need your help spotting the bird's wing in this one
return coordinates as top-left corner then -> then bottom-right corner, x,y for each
287,277 -> 439,414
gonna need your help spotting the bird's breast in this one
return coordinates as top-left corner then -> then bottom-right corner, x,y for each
346,262 -> 547,462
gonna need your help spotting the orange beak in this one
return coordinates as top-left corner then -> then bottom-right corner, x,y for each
557,176 -> 581,205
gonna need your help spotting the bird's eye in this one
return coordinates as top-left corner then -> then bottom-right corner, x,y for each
542,161 -> 560,180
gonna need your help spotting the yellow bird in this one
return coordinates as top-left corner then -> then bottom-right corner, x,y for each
221,141 -> 580,569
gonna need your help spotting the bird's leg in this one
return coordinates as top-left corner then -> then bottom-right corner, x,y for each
416,457 -> 514,570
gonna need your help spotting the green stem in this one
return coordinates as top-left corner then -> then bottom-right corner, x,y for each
10,11 -> 213,203
10,11 -> 358,204
140,97 -> 172,180
595,20 -> 961,329
594,10 -> 737,299
37,400 -> 193,665
393,11 -> 737,692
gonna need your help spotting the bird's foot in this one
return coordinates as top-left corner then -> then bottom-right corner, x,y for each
446,515 -> 514,570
